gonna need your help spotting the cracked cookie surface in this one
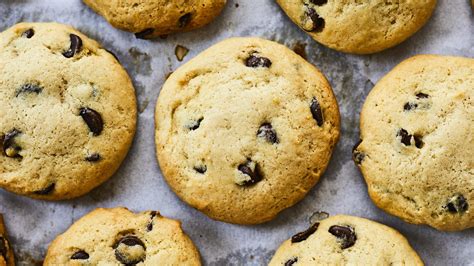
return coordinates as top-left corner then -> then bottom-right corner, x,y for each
0,23 -> 137,200
82,0 -> 227,39
0,214 -> 14,266
275,0 -> 437,54
355,55 -> 474,231
155,37 -> 340,224
44,207 -> 201,265
269,215 -> 423,265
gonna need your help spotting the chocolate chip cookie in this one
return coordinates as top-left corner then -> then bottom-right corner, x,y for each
83,0 -> 227,39
0,23 -> 137,200
275,0 -> 437,54
44,207 -> 201,265
270,215 -> 423,265
0,214 -> 14,266
355,55 -> 473,231
155,37 -> 340,224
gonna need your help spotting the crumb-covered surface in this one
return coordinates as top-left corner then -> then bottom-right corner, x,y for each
0,0 -> 473,265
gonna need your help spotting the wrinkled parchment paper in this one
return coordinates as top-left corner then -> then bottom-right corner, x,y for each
0,0 -> 473,265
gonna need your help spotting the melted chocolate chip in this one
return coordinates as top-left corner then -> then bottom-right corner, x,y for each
257,123 -> 278,144
22,28 -> 35,38
311,0 -> 328,5
85,153 -> 101,162
34,183 -> 55,195
114,235 -> 146,265
397,128 -> 412,146
303,8 -> 325,32
71,250 -> 89,260
63,34 -> 83,58
416,92 -> 429,99
194,165 -> 207,174
245,54 -> 272,68
413,135 -> 424,149
328,225 -> 356,249
310,97 -> 324,126
147,211 -> 159,231
188,118 -> 203,130
403,102 -> 418,111
16,83 -> 43,97
446,194 -> 469,213
352,139 -> 365,164
291,223 -> 319,243
285,257 -> 298,266
135,28 -> 154,39
179,13 -> 192,28
237,161 -> 263,186
79,107 -> 104,136
3,129 -> 22,158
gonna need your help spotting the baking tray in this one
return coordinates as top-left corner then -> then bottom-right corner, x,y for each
0,0 -> 473,265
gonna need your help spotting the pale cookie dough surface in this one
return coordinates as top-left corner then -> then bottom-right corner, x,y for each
355,55 -> 473,231
0,214 -> 14,266
155,37 -> 340,224
269,215 -> 423,266
83,0 -> 227,39
44,207 -> 201,266
0,23 -> 137,200
275,0 -> 437,54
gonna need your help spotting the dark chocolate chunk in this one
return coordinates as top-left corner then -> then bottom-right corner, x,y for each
22,28 -> 35,38
285,257 -> 298,266
71,250 -> 89,260
188,118 -> 203,131
328,225 -> 356,249
257,123 -> 279,144
179,13 -> 192,28
85,153 -> 101,162
311,0 -> 328,5
63,34 -> 83,58
413,135 -> 424,149
416,92 -> 429,99
291,223 -> 319,243
114,235 -> 146,265
237,161 -> 263,186
3,129 -> 22,158
352,139 -> 365,164
310,97 -> 324,126
16,83 -> 42,97
397,128 -> 412,146
147,211 -> 158,231
403,102 -> 418,111
446,194 -> 469,214
245,54 -> 272,68
194,165 -> 207,174
79,107 -> 104,136
303,8 -> 325,32
135,28 -> 154,39
34,183 -> 55,195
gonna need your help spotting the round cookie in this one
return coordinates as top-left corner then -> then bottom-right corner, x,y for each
83,0 -> 227,39
0,23 -> 137,200
155,37 -> 340,224
354,55 -> 473,231
0,214 -> 14,266
44,207 -> 201,265
275,0 -> 437,54
269,215 -> 423,265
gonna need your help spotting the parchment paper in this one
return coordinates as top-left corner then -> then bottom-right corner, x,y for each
0,0 -> 473,265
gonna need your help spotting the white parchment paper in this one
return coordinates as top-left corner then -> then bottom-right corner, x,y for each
0,0 -> 473,265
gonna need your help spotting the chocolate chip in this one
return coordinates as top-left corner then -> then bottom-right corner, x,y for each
3,129 -> 22,158
257,123 -> 278,144
34,183 -> 55,195
194,165 -> 207,174
63,34 -> 83,58
179,13 -> 192,28
413,135 -> 424,149
135,28 -> 154,39
79,107 -> 104,136
16,83 -> 43,97
302,8 -> 325,32
416,92 -> 429,99
310,97 -> 324,126
245,54 -> 272,68
71,250 -> 89,260
397,128 -> 412,146
446,194 -> 469,214
85,153 -> 101,162
147,211 -> 158,231
285,257 -> 298,266
22,28 -> 35,38
237,161 -> 263,186
403,102 -> 418,111
188,118 -> 203,130
328,225 -> 356,249
310,0 -> 328,5
114,235 -> 146,265
352,139 -> 365,164
291,223 -> 319,243
0,236 -> 6,259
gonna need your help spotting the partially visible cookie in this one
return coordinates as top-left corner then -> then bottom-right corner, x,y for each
83,0 -> 227,39
355,55 -> 473,231
44,207 -> 201,265
269,215 -> 423,265
0,214 -> 14,266
0,23 -> 137,200
275,0 -> 437,54
155,37 -> 340,224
